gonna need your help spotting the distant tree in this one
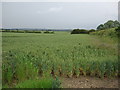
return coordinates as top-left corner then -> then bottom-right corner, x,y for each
44,31 -> 50,33
16,29 -> 19,32
97,20 -> 120,30
44,30 -> 54,34
71,29 -> 88,34
71,29 -> 80,34
50,31 -> 54,34
34,31 -> 41,33
79,29 -> 89,34
114,20 -> 120,27
88,29 -> 96,34
104,20 -> 115,29
97,24 -> 104,30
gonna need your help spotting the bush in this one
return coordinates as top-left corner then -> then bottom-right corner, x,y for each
88,29 -> 96,34
90,28 -> 118,38
24,30 -> 41,33
44,31 -> 54,34
71,29 -> 88,34
34,31 -> 42,33
115,26 -> 120,32
115,26 -> 120,38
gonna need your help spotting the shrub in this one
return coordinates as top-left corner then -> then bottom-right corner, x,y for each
90,28 -> 118,38
44,31 -> 54,34
34,31 -> 41,33
71,29 -> 88,34
88,29 -> 96,34
115,26 -> 120,31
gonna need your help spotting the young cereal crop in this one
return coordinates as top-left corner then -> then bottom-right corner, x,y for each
2,31 -> 118,87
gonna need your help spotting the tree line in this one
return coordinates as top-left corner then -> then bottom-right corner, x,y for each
97,20 -> 120,30
71,29 -> 95,34
71,20 -> 120,34
1,29 -> 54,34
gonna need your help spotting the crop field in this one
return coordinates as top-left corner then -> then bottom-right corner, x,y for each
2,31 -> 118,88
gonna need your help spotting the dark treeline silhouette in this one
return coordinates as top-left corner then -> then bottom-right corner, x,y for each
71,29 -> 95,34
71,20 -> 120,34
1,29 -> 42,33
1,29 -> 55,34
44,31 -> 54,34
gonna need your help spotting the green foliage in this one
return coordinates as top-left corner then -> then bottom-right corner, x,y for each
1,29 -> 42,33
90,28 -> 118,38
15,76 -> 61,88
97,20 -> 120,30
15,59 -> 38,82
115,26 -> 120,32
2,63 -> 13,85
2,32 -> 118,87
44,30 -> 54,34
71,29 -> 88,34
88,29 -> 96,34
1,29 -> 56,34
97,24 -> 105,30
115,26 -> 120,39
2,51 -> 38,85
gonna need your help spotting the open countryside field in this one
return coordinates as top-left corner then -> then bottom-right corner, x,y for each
2,31 -> 119,88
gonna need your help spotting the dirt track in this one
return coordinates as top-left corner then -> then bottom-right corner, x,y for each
60,76 -> 119,88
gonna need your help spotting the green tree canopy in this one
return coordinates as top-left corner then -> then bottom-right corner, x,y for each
71,29 -> 88,34
97,20 -> 120,30
97,24 -> 104,30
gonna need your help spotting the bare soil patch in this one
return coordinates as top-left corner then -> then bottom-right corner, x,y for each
60,76 -> 119,88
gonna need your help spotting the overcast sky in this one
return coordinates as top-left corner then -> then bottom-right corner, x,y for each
1,2 -> 119,29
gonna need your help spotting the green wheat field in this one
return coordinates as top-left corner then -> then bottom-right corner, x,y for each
2,30 -> 119,88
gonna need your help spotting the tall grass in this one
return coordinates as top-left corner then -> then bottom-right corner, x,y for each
15,75 -> 61,88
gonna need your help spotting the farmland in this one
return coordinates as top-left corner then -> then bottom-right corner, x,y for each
2,31 -> 118,88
